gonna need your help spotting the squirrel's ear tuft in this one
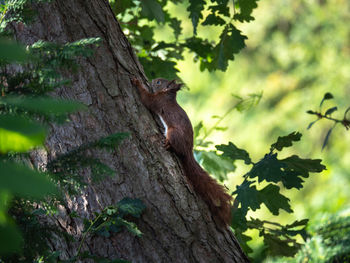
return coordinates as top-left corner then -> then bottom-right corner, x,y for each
167,80 -> 183,91
175,83 -> 184,90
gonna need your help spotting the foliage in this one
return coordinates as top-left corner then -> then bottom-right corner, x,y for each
195,123 -> 326,257
270,211 -> 350,263
0,37 -> 60,256
306,92 -> 350,149
110,0 -> 257,79
66,198 -> 146,262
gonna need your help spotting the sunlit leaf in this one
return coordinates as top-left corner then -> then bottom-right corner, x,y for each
0,96 -> 87,116
196,150 -> 235,181
0,115 -> 47,153
193,121 -> 203,140
0,162 -> 58,198
116,218 -> 142,237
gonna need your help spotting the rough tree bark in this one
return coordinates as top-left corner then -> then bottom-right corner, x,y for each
13,0 -> 249,262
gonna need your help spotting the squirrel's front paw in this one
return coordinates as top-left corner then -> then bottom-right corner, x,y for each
131,76 -> 140,86
163,139 -> 171,150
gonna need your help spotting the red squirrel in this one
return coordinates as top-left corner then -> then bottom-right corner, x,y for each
131,77 -> 233,226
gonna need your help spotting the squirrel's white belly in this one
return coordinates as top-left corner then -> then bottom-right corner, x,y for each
158,115 -> 168,136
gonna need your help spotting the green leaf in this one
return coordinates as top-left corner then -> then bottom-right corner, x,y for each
247,217 -> 265,229
116,218 -> 143,237
0,38 -> 28,62
0,222 -> 23,255
233,0 -> 259,22
248,153 -> 284,183
281,155 -> 326,178
140,0 -> 165,23
262,233 -> 300,257
216,142 -> 252,164
0,161 -> 58,198
325,106 -> 337,116
214,24 -> 247,71
233,180 -> 262,211
0,115 -> 47,153
185,37 -> 214,59
259,184 -> 293,215
193,121 -> 203,140
202,13 -> 226,26
249,154 -> 325,189
234,229 -> 253,254
270,131 -> 302,152
307,119 -> 319,130
322,126 -> 334,150
117,198 -> 146,218
231,207 -> 248,231
320,92 -> 334,107
195,150 -> 235,181
208,2 -> 230,17
139,56 -> 179,80
0,96 -> 87,116
286,219 -> 309,229
187,0 -> 205,35
110,0 -> 136,15
169,17 -> 182,40
306,110 -> 317,115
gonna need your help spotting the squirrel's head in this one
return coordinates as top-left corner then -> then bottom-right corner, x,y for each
151,78 -> 183,93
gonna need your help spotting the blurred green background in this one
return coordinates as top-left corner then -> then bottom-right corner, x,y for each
154,0 -> 350,260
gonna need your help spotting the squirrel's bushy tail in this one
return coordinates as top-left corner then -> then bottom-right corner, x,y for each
181,153 -> 233,226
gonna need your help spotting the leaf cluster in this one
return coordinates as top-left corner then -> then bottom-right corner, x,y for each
272,212 -> 350,263
67,198 -> 145,263
82,198 -> 146,239
110,0 -> 258,79
195,130 -> 325,257
307,92 -> 350,149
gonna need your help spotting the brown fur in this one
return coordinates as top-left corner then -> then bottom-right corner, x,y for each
131,77 -> 233,226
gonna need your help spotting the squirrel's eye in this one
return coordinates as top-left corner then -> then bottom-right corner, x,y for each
156,80 -> 161,85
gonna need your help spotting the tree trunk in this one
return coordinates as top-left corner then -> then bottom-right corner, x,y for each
13,1 -> 249,262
